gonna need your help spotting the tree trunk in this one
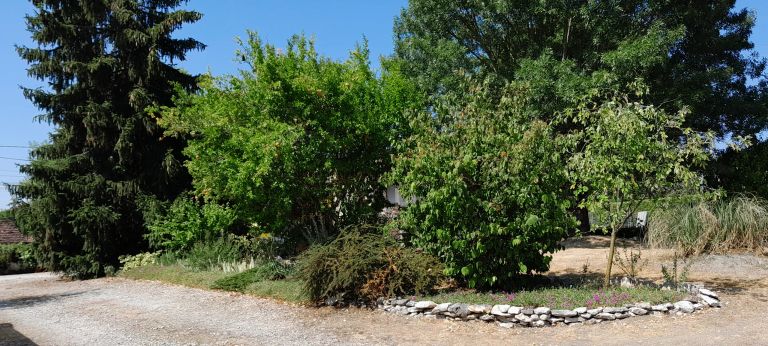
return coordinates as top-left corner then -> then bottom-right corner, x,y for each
603,225 -> 619,288
576,206 -> 591,234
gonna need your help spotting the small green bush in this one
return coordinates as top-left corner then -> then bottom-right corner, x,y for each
296,226 -> 444,304
184,238 -> 244,271
211,260 -> 293,292
647,196 -> 768,255
118,252 -> 159,271
0,243 -> 37,274
145,197 -> 237,254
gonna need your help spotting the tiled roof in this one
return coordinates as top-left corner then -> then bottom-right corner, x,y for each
0,219 -> 31,244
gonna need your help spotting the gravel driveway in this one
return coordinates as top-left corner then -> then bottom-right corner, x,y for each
2,252 -> 767,345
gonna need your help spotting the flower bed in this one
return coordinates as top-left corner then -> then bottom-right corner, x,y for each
377,285 -> 722,328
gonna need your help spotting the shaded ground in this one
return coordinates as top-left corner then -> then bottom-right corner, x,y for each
1,236 -> 767,345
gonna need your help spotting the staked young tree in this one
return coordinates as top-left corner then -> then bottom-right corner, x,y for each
10,0 -> 204,278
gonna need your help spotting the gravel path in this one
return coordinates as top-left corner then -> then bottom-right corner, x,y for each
2,248 -> 767,345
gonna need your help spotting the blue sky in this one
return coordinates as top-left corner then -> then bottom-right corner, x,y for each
0,0 -> 765,208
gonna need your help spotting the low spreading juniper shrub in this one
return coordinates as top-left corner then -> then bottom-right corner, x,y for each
296,226 -> 444,304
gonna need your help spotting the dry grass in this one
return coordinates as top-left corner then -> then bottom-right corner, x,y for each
646,196 -> 768,255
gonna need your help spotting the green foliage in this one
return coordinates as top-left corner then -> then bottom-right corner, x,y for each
120,264 -> 231,290
145,197 -> 237,254
612,247 -> 649,281
184,238 -> 245,271
423,286 -> 684,310
647,196 -> 768,255
211,260 -> 293,292
296,226 -> 444,303
709,141 -> 768,199
159,32 -> 423,245
386,81 -> 576,288
0,243 -> 38,274
395,0 -> 768,138
12,0 -> 203,278
660,252 -> 694,288
118,252 -> 159,272
566,97 -> 713,286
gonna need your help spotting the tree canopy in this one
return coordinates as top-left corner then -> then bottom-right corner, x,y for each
395,0 -> 768,138
11,0 -> 203,278
159,33 -> 423,246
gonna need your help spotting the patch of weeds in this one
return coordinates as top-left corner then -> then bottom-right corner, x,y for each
613,247 -> 648,280
246,279 -> 307,302
211,260 -> 293,292
661,251 -> 695,288
119,264 -> 230,289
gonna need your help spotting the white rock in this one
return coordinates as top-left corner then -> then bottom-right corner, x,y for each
602,307 -> 628,314
514,313 -> 530,323
564,317 -> 580,324
551,309 -> 578,317
595,313 -> 616,320
620,276 -> 635,288
573,307 -> 587,314
415,301 -> 437,309
699,288 -> 719,299
650,304 -> 668,312
491,304 -> 511,316
534,307 -> 551,315
507,306 -> 522,315
498,322 -> 517,329
533,320 -> 547,327
587,308 -> 602,315
479,314 -> 495,322
699,294 -> 721,307
432,302 -> 451,313
468,304 -> 491,314
635,302 -> 652,310
674,301 -> 695,313
629,307 -> 648,315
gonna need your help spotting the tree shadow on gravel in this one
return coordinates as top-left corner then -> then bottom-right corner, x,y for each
0,291 -> 90,310
0,323 -> 37,346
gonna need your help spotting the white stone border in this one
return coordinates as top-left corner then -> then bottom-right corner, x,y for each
376,285 -> 721,328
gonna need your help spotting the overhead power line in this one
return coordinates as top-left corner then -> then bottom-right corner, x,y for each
0,156 -> 31,162
0,145 -> 32,148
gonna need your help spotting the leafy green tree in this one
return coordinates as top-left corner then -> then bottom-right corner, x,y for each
708,141 -> 768,199
395,0 -> 767,138
159,33 -> 423,246
386,80 -> 576,288
11,0 -> 203,278
566,97 -> 714,287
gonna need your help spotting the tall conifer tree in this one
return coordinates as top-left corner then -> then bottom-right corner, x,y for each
12,0 -> 203,278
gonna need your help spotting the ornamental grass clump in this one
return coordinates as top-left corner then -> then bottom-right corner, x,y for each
647,196 -> 768,255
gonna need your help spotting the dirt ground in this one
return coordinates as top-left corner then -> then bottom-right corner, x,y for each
2,236 -> 767,345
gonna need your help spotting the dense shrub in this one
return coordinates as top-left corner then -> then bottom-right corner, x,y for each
211,260 -> 293,292
386,81 -> 575,288
0,243 -> 37,274
296,226 -> 444,303
647,196 -> 768,255
145,197 -> 237,254
158,33 -> 423,246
